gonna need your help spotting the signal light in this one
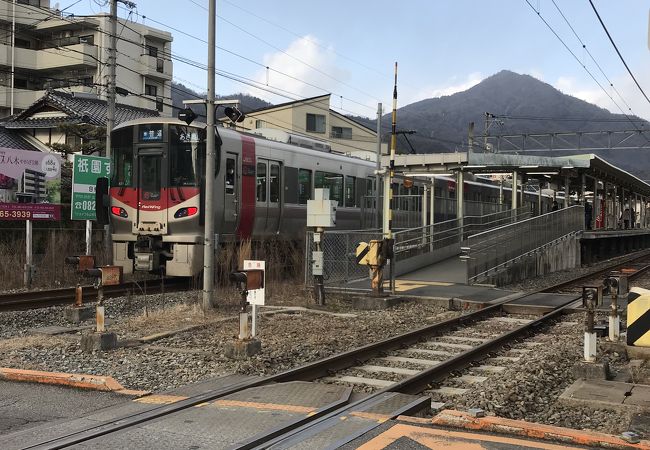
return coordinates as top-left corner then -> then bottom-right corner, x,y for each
174,206 -> 198,218
111,206 -> 128,218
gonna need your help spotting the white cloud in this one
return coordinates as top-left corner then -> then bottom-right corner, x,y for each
245,35 -> 350,104
553,68 -> 650,122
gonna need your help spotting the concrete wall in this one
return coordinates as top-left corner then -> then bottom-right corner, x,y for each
482,234 -> 581,287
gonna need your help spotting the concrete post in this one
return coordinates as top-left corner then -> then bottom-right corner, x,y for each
609,290 -> 620,342
499,179 -> 504,210
584,295 -> 596,362
429,179 -> 435,252
510,170 -> 517,214
456,170 -> 464,240
422,184 -> 428,245
593,177 -> 599,229
564,176 -> 570,208
537,180 -> 542,216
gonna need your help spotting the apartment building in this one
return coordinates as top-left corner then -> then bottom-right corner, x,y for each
225,94 -> 384,159
0,0 -> 172,117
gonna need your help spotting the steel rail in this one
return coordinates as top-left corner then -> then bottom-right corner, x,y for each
26,249 -> 650,449
0,278 -> 190,311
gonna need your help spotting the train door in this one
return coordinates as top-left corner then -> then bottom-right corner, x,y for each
255,159 -> 282,234
222,152 -> 239,235
135,149 -> 167,233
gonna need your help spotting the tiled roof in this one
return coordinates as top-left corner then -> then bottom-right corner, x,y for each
0,126 -> 39,151
3,90 -> 159,129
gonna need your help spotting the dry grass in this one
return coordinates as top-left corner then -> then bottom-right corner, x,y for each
0,335 -> 69,351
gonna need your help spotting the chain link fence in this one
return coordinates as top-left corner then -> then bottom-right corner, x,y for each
305,229 -> 382,288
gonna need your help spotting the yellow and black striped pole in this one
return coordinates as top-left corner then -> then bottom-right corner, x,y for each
627,287 -> 650,347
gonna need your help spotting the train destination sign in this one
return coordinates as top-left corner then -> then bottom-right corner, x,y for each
71,154 -> 110,220
0,147 -> 61,221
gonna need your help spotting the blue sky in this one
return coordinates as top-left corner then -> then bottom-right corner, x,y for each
69,1 -> 650,120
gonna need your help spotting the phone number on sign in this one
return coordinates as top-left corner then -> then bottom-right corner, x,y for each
0,210 -> 31,219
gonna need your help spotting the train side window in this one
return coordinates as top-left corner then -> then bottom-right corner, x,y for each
270,163 -> 280,203
225,158 -> 235,195
256,162 -> 266,202
315,171 -> 343,204
345,176 -> 356,207
366,178 -> 374,196
298,169 -> 312,204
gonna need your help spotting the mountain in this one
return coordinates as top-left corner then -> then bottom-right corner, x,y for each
171,81 -> 272,115
355,70 -> 650,179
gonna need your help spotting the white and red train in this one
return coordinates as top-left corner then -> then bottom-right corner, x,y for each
108,117 -> 551,277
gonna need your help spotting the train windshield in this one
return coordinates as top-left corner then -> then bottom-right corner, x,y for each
170,125 -> 205,187
111,127 -> 134,187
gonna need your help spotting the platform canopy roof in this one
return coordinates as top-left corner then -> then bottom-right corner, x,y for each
382,152 -> 650,197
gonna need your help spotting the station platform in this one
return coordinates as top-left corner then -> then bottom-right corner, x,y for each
344,256 -> 580,313
3,376 -> 647,449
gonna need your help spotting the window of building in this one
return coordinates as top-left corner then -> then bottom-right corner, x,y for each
156,58 -> 164,73
79,35 -> 94,45
366,178 -> 374,196
298,169 -> 311,204
145,84 -> 157,96
155,97 -> 163,112
345,176 -> 356,207
255,119 -> 266,128
18,0 -> 41,6
65,133 -> 81,150
306,113 -> 326,133
14,78 -> 27,89
80,76 -> 93,86
147,45 -> 158,58
315,171 -> 343,204
331,126 -> 352,139
14,38 -> 30,49
256,162 -> 266,202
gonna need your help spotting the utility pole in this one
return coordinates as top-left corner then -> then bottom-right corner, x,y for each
202,0 -> 217,311
468,122 -> 474,153
375,103 -> 382,229
103,0 -> 118,264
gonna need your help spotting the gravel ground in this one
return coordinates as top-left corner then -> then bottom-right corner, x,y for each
426,313 -> 636,435
0,297 -> 454,392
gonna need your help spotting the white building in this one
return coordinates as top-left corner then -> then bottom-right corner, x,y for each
0,0 -> 173,117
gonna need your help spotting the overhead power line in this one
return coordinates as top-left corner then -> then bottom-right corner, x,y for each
587,0 -> 650,106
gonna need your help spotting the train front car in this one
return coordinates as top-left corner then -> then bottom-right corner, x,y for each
110,118 -> 206,277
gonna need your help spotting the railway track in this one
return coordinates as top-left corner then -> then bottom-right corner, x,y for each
0,278 -> 191,312
21,252 -> 650,449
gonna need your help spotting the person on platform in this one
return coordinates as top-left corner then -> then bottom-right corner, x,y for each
584,201 -> 593,230
622,207 -> 631,230
551,200 -> 559,211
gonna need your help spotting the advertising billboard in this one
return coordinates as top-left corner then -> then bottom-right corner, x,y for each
0,148 -> 61,220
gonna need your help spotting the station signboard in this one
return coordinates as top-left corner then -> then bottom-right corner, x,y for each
71,154 -> 111,220
0,147 -> 61,220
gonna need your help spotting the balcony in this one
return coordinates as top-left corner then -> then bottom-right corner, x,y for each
139,54 -> 172,81
0,42 -> 97,71
0,3 -> 50,26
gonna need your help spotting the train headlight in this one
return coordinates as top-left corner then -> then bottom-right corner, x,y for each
174,207 -> 198,218
110,206 -> 128,218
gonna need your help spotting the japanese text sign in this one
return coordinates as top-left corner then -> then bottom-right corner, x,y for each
243,260 -> 265,306
72,155 -> 110,220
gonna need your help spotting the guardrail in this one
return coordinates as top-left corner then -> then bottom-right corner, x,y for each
390,206 -> 534,282
463,205 -> 584,284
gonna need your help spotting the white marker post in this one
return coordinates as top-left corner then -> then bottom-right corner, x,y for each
243,260 -> 265,337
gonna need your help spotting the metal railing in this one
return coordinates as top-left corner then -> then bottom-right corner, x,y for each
463,205 -> 584,283
390,206 -> 534,280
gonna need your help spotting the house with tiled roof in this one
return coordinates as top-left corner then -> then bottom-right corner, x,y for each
2,90 -> 159,152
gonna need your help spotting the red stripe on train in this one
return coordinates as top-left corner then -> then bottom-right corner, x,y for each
237,136 -> 256,239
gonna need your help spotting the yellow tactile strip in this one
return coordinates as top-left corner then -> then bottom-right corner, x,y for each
394,410 -> 650,450
0,367 -> 149,397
